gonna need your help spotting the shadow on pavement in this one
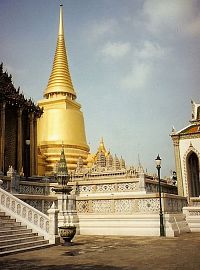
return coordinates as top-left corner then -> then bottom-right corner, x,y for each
0,258 -> 134,270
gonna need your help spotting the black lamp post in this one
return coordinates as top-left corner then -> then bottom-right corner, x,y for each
155,154 -> 165,237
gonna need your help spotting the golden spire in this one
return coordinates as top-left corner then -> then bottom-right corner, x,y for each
44,4 -> 76,99
97,137 -> 107,154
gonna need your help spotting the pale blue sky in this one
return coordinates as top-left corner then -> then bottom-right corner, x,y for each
1,0 -> 200,176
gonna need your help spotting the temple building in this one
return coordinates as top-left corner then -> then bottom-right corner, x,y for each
171,100 -> 200,198
0,5 -> 197,255
0,63 -> 42,177
37,5 -> 89,175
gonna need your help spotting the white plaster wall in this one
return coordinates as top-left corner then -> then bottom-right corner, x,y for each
77,213 -> 190,237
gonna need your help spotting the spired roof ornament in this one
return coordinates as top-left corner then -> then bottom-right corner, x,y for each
120,156 -> 126,169
97,137 -> 107,155
190,100 -> 200,123
44,4 -> 76,99
57,145 -> 70,185
106,152 -> 113,168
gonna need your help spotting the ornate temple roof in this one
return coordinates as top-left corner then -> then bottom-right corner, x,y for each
44,5 -> 76,99
78,138 -> 127,173
0,63 -> 42,117
171,100 -> 200,137
175,125 -> 200,135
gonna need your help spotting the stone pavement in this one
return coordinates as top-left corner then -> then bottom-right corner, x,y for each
0,232 -> 200,270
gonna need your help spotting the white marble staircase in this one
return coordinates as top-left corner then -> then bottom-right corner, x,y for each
0,211 -> 50,256
0,186 -> 59,256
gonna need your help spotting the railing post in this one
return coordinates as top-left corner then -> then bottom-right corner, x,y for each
7,166 -> 18,193
47,202 -> 60,244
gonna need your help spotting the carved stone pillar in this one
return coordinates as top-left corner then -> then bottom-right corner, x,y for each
47,202 -> 60,244
56,192 -> 78,228
29,112 -> 35,176
172,136 -> 184,196
0,102 -> 6,173
17,108 -> 23,174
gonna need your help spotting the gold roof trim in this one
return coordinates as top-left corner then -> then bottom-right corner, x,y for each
44,5 -> 76,98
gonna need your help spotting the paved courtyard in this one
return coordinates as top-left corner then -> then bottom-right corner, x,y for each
0,232 -> 200,270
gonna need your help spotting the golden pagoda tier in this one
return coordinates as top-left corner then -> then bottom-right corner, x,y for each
37,5 -> 89,175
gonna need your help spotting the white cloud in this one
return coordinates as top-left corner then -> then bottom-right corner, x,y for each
87,19 -> 117,42
120,40 -> 170,91
134,41 -> 170,60
121,62 -> 153,90
101,41 -> 131,59
143,0 -> 200,37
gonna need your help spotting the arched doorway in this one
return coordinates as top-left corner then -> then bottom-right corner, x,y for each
187,152 -> 200,197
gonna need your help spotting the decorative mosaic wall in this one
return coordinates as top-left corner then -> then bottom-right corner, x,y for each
77,198 -> 159,214
145,182 -> 177,194
188,211 -> 200,216
0,178 -> 50,196
0,178 -> 10,190
184,198 -> 200,216
19,184 -> 46,195
164,197 -> 188,213
77,196 -> 187,215
21,199 -> 54,214
76,182 -> 139,195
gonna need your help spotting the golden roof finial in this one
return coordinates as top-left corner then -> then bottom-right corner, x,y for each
97,137 -> 106,154
44,4 -> 76,99
59,3 -> 64,36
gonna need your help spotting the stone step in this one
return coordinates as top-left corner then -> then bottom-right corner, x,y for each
0,211 -> 50,256
0,228 -> 31,236
0,219 -> 17,224
0,242 -> 51,256
0,239 -> 49,254
0,215 -> 12,220
0,222 -> 22,228
0,232 -> 38,241
0,235 -> 44,247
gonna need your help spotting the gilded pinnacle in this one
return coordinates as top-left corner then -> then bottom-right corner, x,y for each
44,5 -> 76,99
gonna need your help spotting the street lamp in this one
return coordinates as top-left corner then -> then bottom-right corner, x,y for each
155,154 -> 165,237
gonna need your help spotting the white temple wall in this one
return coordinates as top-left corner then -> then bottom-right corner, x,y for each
77,213 -> 190,237
75,193 -> 189,237
179,137 -> 200,197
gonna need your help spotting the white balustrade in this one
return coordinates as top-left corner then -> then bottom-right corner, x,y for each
0,186 -> 59,244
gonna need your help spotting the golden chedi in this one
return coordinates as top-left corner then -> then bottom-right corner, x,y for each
37,5 -> 89,175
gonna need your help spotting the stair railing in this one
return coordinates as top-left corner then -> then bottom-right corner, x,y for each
0,185 -> 59,244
